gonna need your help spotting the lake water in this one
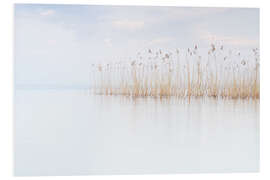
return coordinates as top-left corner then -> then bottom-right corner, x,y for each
14,89 -> 259,176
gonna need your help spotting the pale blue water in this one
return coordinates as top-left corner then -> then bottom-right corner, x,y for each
14,89 -> 259,176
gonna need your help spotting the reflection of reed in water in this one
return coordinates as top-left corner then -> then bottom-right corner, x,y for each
89,44 -> 260,100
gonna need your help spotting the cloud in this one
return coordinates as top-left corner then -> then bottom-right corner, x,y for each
215,36 -> 258,47
15,16 -> 90,86
112,19 -> 144,30
170,8 -> 228,20
148,37 -> 172,46
104,38 -> 112,47
197,29 -> 258,47
40,9 -> 55,16
140,7 -> 229,25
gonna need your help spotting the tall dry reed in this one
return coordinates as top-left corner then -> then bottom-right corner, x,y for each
89,44 -> 260,100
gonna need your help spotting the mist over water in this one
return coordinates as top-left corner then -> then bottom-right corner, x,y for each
14,89 -> 259,176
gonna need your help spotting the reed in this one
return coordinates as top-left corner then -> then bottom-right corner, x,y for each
89,44 -> 260,100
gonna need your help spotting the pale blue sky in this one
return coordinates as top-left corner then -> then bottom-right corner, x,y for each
14,4 -> 259,88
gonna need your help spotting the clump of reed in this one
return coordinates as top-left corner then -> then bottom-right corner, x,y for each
89,44 -> 260,100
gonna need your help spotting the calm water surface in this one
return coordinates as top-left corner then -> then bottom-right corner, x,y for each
14,89 -> 259,176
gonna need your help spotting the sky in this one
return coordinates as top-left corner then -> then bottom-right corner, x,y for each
14,4 -> 259,88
